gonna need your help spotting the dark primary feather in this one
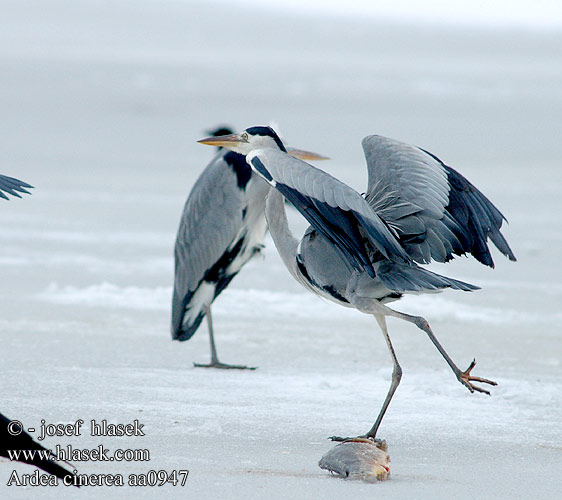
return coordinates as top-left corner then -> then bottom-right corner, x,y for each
0,412 -> 77,484
442,163 -> 516,267
0,174 -> 33,200
363,135 -> 515,268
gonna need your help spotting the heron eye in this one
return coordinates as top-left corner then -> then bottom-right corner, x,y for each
242,132 -> 249,141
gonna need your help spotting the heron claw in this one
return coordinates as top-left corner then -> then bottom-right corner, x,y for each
458,358 -> 497,395
193,361 -> 257,370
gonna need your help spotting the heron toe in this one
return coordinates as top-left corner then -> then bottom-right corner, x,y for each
457,359 -> 497,395
193,361 -> 257,370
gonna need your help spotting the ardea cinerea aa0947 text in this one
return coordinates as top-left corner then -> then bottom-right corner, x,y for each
198,126 -> 516,440
171,127 -> 326,369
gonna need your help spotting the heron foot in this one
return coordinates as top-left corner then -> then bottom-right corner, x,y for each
193,361 -> 257,370
457,359 -> 496,395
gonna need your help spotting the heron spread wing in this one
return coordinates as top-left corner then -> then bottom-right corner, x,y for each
362,135 -> 516,268
172,152 -> 248,336
0,174 -> 33,200
249,149 -> 410,278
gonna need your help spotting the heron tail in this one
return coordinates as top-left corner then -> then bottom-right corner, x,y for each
171,290 -> 205,341
171,312 -> 204,342
375,261 -> 480,293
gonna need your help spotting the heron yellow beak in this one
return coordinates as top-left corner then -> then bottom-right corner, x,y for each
197,133 -> 246,148
197,133 -> 329,160
287,148 -> 329,161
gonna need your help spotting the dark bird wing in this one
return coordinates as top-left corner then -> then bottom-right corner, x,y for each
362,135 -> 516,268
248,149 -> 411,279
0,412 -> 77,484
171,152 -> 252,340
0,174 -> 33,200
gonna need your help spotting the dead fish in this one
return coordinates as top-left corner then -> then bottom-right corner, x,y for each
318,438 -> 390,482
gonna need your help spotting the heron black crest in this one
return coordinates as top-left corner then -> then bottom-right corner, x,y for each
245,126 -> 287,152
209,126 -> 234,137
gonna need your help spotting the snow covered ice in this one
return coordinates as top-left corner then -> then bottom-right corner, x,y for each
1,0 -> 562,498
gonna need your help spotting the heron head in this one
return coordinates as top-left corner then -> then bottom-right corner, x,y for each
198,126 -> 328,161
198,126 -> 287,155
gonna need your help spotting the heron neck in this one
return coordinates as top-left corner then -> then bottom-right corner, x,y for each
265,189 -> 301,282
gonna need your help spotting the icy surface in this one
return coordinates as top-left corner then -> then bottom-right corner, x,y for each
1,1 -> 561,498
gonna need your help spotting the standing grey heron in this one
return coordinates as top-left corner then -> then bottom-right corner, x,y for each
172,127 -> 326,369
0,174 -> 33,200
198,126 -> 515,440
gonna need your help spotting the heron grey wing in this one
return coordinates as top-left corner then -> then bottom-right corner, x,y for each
362,135 -> 515,267
0,174 -> 33,200
363,135 -> 449,224
248,149 -> 410,278
172,154 -> 247,334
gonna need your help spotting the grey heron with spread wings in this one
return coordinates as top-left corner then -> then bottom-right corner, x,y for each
172,127 -> 326,370
198,126 -> 516,440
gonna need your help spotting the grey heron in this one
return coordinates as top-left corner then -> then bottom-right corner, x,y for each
0,412 -> 77,485
198,126 -> 516,440
172,126 -> 326,369
0,174 -> 33,200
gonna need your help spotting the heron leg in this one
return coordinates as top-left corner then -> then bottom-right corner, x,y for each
193,305 -> 257,370
366,314 -> 402,438
383,308 -> 496,395
330,314 -> 402,442
347,284 -> 496,395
